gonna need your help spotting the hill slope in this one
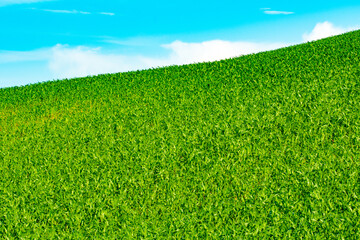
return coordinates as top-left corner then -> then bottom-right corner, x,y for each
1,31 -> 360,238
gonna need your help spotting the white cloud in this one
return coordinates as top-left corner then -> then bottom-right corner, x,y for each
0,40 -> 288,83
161,40 -> 288,65
303,21 -> 357,42
0,0 -> 51,6
4,21 -> 359,88
49,40 -> 288,79
99,12 -> 115,16
4,20 -> 359,85
264,10 -> 294,15
48,44 -> 154,79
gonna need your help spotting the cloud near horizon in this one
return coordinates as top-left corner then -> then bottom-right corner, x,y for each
48,45 -> 145,79
45,40 -> 288,79
1,21 -> 357,85
42,21 -> 360,80
303,21 -> 358,42
66,40 -> 292,78
161,40 -> 287,64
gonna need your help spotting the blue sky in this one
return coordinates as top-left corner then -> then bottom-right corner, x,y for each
1,0 -> 360,88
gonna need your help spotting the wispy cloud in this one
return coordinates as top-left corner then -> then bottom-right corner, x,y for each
264,10 -> 294,15
99,12 -> 115,16
40,9 -> 91,14
0,0 -> 51,7
261,8 -> 294,15
31,8 -> 115,16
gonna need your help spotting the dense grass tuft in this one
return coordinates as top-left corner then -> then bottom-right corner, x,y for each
1,31 -> 360,238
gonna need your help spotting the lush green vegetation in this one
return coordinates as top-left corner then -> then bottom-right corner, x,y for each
1,30 -> 360,238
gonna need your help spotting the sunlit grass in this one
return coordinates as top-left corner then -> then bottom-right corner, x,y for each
0,30 -> 360,238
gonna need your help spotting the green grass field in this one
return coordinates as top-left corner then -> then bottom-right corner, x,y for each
1,30 -> 360,238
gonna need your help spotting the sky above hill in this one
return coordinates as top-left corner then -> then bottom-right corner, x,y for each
1,0 -> 360,88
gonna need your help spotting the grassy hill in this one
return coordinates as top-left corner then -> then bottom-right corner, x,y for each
1,30 -> 360,238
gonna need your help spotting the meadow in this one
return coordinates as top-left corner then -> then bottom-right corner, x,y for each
0,30 -> 360,238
